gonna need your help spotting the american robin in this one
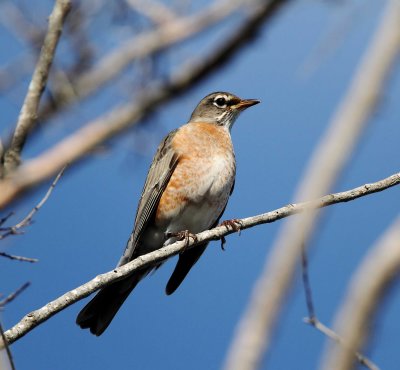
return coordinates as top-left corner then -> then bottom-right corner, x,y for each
76,92 -> 259,335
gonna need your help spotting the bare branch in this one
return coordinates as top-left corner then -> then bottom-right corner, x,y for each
0,252 -> 38,263
0,283 -> 31,308
1,172 -> 399,346
0,282 -> 29,370
320,218 -> 400,370
2,0 -> 72,173
301,245 -> 315,319
301,247 -> 379,370
304,317 -> 379,370
0,322 -> 15,370
0,166 -> 66,240
0,0 -> 288,209
10,166 -> 66,231
223,1 -> 400,369
0,213 -> 14,227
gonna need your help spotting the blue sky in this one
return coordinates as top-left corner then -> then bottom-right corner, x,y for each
1,1 -> 400,369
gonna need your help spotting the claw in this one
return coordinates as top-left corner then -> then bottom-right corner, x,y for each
220,236 -> 226,251
165,230 -> 197,254
220,219 -> 243,235
218,219 -> 243,251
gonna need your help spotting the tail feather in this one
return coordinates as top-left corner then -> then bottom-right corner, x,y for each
165,243 -> 207,295
76,274 -> 141,336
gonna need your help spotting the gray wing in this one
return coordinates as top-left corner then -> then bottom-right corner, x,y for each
118,129 -> 179,266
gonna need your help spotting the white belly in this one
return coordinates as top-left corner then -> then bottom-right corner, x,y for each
166,154 -> 235,235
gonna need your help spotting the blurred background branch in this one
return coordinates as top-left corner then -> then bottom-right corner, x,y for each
1,0 -> 72,174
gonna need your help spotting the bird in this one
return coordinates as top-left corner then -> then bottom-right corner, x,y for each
76,91 -> 260,335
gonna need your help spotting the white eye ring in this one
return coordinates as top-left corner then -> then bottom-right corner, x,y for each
213,95 -> 228,108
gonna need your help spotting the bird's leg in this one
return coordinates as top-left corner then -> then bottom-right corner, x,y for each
219,219 -> 243,234
165,230 -> 198,254
218,219 -> 243,250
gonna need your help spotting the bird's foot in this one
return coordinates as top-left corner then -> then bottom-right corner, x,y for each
219,219 -> 243,250
220,235 -> 227,251
220,219 -> 243,234
165,230 -> 198,254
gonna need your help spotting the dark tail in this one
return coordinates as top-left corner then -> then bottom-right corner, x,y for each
165,243 -> 207,295
76,274 -> 142,336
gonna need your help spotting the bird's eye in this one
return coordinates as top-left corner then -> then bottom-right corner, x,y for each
214,97 -> 227,108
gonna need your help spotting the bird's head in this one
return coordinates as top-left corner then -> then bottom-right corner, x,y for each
189,92 -> 260,130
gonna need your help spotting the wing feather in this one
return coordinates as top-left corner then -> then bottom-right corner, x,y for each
118,129 -> 179,266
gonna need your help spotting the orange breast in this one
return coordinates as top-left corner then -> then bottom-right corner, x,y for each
155,122 -> 234,225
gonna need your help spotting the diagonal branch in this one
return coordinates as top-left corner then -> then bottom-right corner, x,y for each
301,247 -> 379,370
1,172 -> 399,347
0,252 -> 38,263
305,317 -> 379,370
0,0 -> 289,209
0,322 -> 15,370
2,0 -> 71,174
0,283 -> 31,308
0,166 -> 66,241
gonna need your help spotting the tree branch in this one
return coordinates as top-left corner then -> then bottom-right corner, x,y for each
0,0 -> 288,209
301,246 -> 379,370
0,283 -> 31,308
320,217 -> 400,370
0,322 -> 15,370
223,1 -> 400,368
0,166 -> 66,240
0,252 -> 38,263
305,317 -> 379,370
2,0 -> 71,174
1,172 -> 399,347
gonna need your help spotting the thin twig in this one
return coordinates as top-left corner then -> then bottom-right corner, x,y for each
304,317 -> 379,370
0,166 -> 66,240
1,172 -> 399,346
0,322 -> 15,370
2,0 -> 71,173
0,213 -> 14,227
301,247 -> 378,370
320,218 -> 400,370
0,283 -> 31,308
0,252 -> 38,263
13,165 -> 66,230
300,245 -> 315,319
